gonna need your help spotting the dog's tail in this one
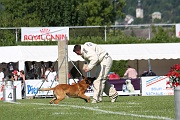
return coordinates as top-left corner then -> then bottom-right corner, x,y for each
39,87 -> 55,91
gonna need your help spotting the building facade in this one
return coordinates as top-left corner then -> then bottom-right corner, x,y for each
136,0 -> 143,18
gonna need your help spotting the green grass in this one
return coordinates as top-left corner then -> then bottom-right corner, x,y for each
0,96 -> 175,120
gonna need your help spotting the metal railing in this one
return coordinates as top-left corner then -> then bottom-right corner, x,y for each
0,24 -> 176,42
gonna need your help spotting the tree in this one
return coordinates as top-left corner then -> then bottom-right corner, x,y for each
36,0 -> 126,26
0,0 -> 41,27
151,26 -> 169,42
0,0 -> 126,27
110,60 -> 127,77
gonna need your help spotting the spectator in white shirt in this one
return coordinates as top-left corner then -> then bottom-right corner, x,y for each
44,66 -> 57,82
0,68 -> 5,82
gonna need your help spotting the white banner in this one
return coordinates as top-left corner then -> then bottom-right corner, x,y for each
176,24 -> 180,38
141,76 -> 174,96
25,79 -> 141,97
25,80 -> 59,97
21,27 -> 69,41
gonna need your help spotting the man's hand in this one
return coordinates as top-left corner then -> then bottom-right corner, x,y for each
84,68 -> 89,72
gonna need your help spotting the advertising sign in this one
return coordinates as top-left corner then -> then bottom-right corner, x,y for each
21,27 -> 69,41
141,76 -> 174,96
25,80 -> 59,97
176,24 -> 180,38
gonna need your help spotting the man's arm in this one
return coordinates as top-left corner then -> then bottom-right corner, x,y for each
82,46 -> 99,71
123,69 -> 128,77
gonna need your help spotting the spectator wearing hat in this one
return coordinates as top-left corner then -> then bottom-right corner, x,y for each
12,70 -> 19,81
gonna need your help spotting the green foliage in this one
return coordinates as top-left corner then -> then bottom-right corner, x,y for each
70,27 -> 105,40
0,0 -> 125,27
110,60 -> 128,77
17,41 -> 58,46
0,29 -> 16,46
151,26 -> 170,43
0,0 -> 41,27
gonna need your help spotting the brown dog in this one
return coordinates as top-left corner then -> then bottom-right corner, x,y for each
39,77 -> 96,104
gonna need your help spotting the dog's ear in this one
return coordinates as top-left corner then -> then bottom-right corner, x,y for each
85,77 -> 96,84
82,76 -> 85,79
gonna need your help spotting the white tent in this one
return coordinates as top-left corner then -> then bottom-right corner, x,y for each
0,43 -> 179,75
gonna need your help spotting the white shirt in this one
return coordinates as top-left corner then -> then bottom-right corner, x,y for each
45,70 -> 56,82
81,42 -> 107,71
0,72 -> 4,82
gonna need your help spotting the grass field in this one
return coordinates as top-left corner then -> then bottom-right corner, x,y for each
0,95 -> 175,120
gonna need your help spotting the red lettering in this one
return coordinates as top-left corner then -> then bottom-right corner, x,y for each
37,35 -> 41,40
46,34 -> 51,40
54,34 -> 66,40
32,35 -> 37,40
24,35 -> 28,40
40,35 -> 45,40
61,34 -> 66,40
24,35 -> 33,40
51,34 -> 55,40
55,34 -> 60,40
28,35 -> 33,40
33,35 -> 37,40
23,34 -> 67,41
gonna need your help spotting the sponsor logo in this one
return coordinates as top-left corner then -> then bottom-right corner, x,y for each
23,28 -> 67,41
146,76 -> 167,87
27,85 -> 38,94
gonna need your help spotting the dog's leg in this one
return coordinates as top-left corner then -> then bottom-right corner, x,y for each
49,98 -> 56,104
49,93 -> 57,104
53,89 -> 66,104
79,93 -> 90,103
48,91 -> 57,104
54,96 -> 65,104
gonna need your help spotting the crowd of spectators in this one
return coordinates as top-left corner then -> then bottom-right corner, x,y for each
0,61 -> 59,99
108,65 -> 157,80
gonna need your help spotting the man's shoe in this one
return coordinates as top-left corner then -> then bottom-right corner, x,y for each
111,96 -> 118,103
98,97 -> 102,102
91,99 -> 98,103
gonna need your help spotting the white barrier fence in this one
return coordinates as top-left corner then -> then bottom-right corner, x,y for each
0,76 -> 174,100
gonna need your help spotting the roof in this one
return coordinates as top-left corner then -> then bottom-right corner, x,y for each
152,12 -> 161,15
0,43 -> 179,63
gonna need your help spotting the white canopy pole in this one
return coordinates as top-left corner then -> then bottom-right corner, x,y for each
18,60 -> 25,72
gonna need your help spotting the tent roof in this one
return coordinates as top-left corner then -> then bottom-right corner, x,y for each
103,43 -> 180,60
0,43 -> 179,63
